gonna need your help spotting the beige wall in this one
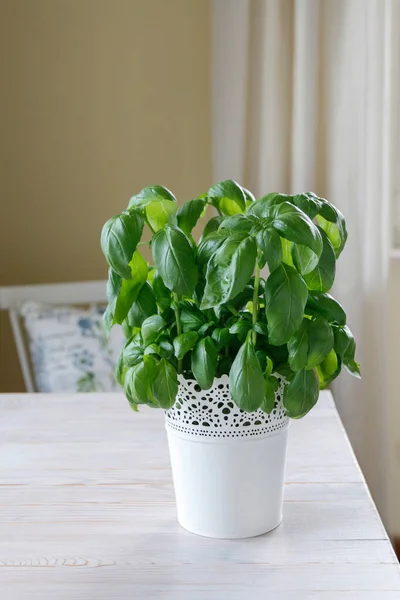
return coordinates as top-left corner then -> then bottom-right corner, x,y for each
0,0 -> 212,391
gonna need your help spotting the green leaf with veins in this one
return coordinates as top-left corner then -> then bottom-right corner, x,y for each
191,337 -> 218,389
177,197 -> 207,235
229,335 -> 265,412
100,210 -> 144,279
265,263 -> 308,345
127,282 -> 158,328
201,234 -> 257,309
111,250 -> 148,325
152,225 -> 198,297
270,202 -> 323,257
145,200 -> 177,232
208,180 -> 246,215
173,331 -> 199,360
128,185 -> 176,210
256,227 -> 282,270
283,369 -> 319,418
150,358 -> 178,409
303,228 -> 336,292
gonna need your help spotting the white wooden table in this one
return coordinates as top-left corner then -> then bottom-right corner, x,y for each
1,391 -> 399,599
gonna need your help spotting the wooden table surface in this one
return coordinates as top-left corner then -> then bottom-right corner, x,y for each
1,391 -> 399,599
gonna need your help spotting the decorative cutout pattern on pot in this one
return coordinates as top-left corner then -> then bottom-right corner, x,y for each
165,374 -> 289,439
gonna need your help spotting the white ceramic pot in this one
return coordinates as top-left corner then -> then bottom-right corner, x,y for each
165,374 -> 290,539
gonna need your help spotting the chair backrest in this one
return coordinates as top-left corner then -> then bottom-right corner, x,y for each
0,281 -> 107,392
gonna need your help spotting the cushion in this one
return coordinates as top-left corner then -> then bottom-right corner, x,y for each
20,301 -> 124,393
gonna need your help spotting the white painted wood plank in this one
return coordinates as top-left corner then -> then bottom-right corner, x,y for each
0,390 -> 399,598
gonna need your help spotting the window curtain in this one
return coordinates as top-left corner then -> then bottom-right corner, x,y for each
212,0 -> 399,527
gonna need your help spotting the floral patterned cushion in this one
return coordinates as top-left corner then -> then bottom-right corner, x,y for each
20,301 -> 124,393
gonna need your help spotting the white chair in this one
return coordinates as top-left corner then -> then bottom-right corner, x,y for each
0,281 -> 107,392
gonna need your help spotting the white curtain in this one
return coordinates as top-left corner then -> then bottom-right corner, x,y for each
212,0 -> 399,527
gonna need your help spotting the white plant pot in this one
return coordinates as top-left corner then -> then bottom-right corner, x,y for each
165,374 -> 290,539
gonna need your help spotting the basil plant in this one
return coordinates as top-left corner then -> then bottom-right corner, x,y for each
101,180 -> 360,418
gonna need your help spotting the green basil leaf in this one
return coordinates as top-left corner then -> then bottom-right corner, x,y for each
145,200 -> 177,232
197,232 -> 227,266
316,200 -> 347,257
306,291 -> 346,325
102,304 -> 113,334
229,319 -> 252,342
115,351 -> 127,386
112,251 -> 148,325
180,304 -> 207,332
197,322 -> 214,336
106,268 -> 122,314
144,344 -> 161,356
123,335 -> 144,367
124,355 -> 157,406
287,319 -> 309,371
152,225 -> 198,297
291,192 -> 322,219
316,349 -> 341,389
271,202 -> 323,257
303,228 -> 336,292
173,331 -> 199,360
253,321 -> 269,336
158,339 -> 174,359
199,216 -> 223,242
243,187 -> 256,205
152,271 -> 171,311
256,228 -> 282,271
191,336 -> 218,389
229,336 -> 264,412
129,185 -> 176,210
150,358 -> 178,409
333,325 -> 361,378
281,238 -> 294,267
201,235 -> 257,309
218,214 -> 254,235
141,314 -> 166,347
265,356 -> 274,377
305,317 -> 334,369
291,244 -> 319,275
228,284 -> 256,310
247,193 -> 288,218
261,376 -> 278,413
127,282 -> 158,327
265,263 -> 308,345
121,319 -> 133,339
211,327 -> 232,349
208,180 -> 246,215
176,198 -> 207,235
283,369 -> 319,418
100,210 -> 144,279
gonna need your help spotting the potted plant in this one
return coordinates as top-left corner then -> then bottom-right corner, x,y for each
101,180 -> 360,539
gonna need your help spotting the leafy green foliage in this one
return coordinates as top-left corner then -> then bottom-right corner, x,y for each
191,337 -> 218,389
201,235 -> 257,309
146,200 -> 177,232
101,181 -> 359,418
150,359 -> 178,409
173,332 -> 198,360
128,185 -> 176,210
283,370 -> 319,418
303,228 -> 336,292
101,211 -> 144,279
229,335 -> 265,412
177,198 -> 207,235
152,225 -> 198,296
265,264 -> 308,345
256,228 -> 282,271
208,180 -> 246,215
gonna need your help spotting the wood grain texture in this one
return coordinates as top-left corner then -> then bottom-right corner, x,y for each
0,390 -> 399,599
